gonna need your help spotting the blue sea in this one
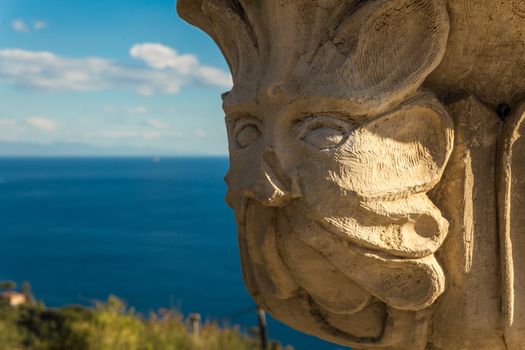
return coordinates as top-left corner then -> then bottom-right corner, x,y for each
0,157 -> 342,350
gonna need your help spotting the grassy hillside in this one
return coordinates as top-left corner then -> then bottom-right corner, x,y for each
0,296 -> 292,350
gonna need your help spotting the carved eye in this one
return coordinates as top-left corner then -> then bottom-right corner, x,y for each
302,126 -> 346,149
298,115 -> 355,150
236,123 -> 261,148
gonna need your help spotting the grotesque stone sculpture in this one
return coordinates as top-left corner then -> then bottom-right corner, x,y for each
177,1 -> 525,349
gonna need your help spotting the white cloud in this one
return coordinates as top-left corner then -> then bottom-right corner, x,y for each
145,119 -> 166,129
33,20 -> 47,30
10,19 -> 47,32
0,44 -> 232,96
130,43 -> 232,88
130,43 -> 198,73
11,19 -> 29,32
128,106 -> 147,114
194,128 -> 208,138
98,130 -> 162,140
26,116 -> 57,132
105,106 -> 148,114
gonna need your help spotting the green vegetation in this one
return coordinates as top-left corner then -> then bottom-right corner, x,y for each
0,281 -> 17,290
0,296 -> 292,350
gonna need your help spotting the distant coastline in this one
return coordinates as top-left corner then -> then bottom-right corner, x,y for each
0,141 -> 228,158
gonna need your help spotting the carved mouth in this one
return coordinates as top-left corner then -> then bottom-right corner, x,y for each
284,205 -> 445,310
239,199 -> 299,300
286,199 -> 447,259
237,200 -> 433,348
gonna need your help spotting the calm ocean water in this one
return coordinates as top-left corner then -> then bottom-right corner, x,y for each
0,157 -> 341,350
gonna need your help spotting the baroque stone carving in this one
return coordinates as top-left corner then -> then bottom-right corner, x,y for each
177,1 -> 525,349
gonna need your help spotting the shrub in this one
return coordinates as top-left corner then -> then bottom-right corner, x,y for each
0,296 -> 292,350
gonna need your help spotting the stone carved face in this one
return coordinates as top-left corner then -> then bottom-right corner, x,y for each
178,0 -> 453,347
224,92 -> 453,346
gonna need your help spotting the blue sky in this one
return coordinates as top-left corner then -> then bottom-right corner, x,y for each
0,0 -> 232,155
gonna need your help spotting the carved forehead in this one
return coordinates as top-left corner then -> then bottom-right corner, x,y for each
178,0 -> 449,114
221,90 -> 373,118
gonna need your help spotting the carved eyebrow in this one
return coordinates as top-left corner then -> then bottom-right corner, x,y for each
222,98 -> 258,113
304,112 -> 366,119
224,111 -> 261,125
286,109 -> 368,125
223,102 -> 258,118
223,84 -> 298,112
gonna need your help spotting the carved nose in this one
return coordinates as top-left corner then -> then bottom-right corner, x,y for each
244,148 -> 300,207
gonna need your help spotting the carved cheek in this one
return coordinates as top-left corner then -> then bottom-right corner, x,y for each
281,138 -> 362,220
338,101 -> 453,199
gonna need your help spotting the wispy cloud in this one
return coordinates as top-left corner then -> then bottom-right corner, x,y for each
194,128 -> 208,138
104,106 -> 148,115
33,20 -> 47,30
127,106 -> 148,114
11,19 -> 29,32
0,43 -> 232,96
11,19 -> 48,32
26,116 -> 58,132
145,119 -> 166,129
97,129 -> 162,140
0,115 -> 182,145
0,117 -> 58,141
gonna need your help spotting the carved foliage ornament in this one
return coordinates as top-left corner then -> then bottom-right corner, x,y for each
178,0 -> 525,349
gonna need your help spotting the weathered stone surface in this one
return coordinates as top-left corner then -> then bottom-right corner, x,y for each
499,102 -> 525,350
176,1 -> 525,349
431,94 -> 502,349
427,2 -> 525,107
